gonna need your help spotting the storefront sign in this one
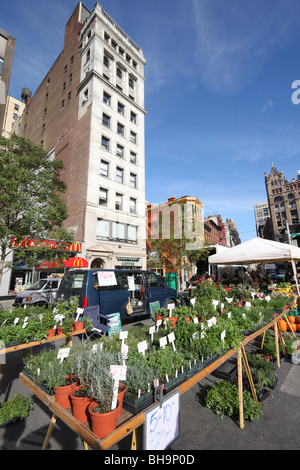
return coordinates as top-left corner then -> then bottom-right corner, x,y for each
117,257 -> 140,266
11,238 -> 82,252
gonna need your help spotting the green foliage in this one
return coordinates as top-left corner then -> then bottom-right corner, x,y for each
0,134 -> 73,281
0,296 -> 81,345
0,394 -> 34,425
205,380 -> 263,421
245,353 -> 276,389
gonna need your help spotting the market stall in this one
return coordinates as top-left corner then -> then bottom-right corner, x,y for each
208,237 -> 300,296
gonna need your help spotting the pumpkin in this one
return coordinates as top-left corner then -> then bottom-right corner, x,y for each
297,324 -> 300,333
278,319 -> 287,332
296,316 -> 300,324
287,322 -> 297,332
287,315 -> 295,323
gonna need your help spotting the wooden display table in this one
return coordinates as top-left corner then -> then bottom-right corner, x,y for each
0,329 -> 86,371
19,309 -> 291,450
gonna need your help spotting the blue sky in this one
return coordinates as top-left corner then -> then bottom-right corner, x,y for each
2,0 -> 300,242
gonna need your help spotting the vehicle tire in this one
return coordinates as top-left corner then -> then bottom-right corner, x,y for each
37,301 -> 48,308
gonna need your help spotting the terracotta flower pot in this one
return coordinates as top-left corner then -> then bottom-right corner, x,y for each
54,378 -> 77,409
47,328 -> 56,338
70,389 -> 91,422
117,383 -> 126,418
73,320 -> 85,331
89,400 -> 119,438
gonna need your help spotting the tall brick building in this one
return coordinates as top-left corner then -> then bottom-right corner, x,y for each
14,2 -> 147,270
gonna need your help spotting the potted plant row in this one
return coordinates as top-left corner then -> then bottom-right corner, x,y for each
0,296 -> 91,346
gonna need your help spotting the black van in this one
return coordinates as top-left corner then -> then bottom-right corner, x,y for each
56,269 -> 177,320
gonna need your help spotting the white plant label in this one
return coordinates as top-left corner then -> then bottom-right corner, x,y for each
57,348 -> 70,362
149,325 -> 155,343
159,336 -> 168,349
75,308 -> 84,321
167,332 -> 176,351
137,340 -> 148,355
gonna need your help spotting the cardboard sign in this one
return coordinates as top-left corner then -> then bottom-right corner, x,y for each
97,271 -> 117,287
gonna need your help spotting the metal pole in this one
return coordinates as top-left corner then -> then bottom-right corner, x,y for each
286,220 -> 300,296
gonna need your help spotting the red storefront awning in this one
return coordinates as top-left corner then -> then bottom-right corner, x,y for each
63,257 -> 89,268
36,257 -> 88,270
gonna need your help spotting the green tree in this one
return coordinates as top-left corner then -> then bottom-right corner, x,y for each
0,134 -> 73,284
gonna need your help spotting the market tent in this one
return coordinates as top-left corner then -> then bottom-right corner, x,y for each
208,237 -> 300,265
208,237 -> 300,294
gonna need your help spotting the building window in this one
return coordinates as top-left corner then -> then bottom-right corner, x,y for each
70,55 -> 74,64
97,219 -> 137,244
118,102 -> 124,115
130,198 -> 137,214
130,111 -> 136,123
117,67 -> 122,78
100,160 -> 109,177
82,89 -> 88,105
61,100 -> 65,110
130,152 -> 136,164
129,78 -> 134,89
116,167 -> 124,184
64,64 -> 68,74
116,144 -> 124,158
63,82 -> 66,91
117,123 -> 124,136
14,104 -> 19,111
130,131 -> 136,143
86,49 -> 90,63
130,173 -> 136,188
97,219 -> 110,240
103,55 -> 109,67
102,113 -> 110,127
68,91 -> 71,101
115,193 -> 123,211
101,136 -> 110,151
103,91 -> 111,105
69,73 -> 72,83
99,188 -> 108,206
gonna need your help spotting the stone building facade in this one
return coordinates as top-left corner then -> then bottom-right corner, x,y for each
265,164 -> 300,242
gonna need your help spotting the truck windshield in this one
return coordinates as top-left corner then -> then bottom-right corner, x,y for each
27,279 -> 48,291
59,272 -> 85,291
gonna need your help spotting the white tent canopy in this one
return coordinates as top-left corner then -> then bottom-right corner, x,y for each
208,237 -> 300,295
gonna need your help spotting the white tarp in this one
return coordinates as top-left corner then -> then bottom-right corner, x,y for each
208,237 -> 300,265
208,237 -> 300,295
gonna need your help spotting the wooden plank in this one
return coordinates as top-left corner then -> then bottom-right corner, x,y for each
0,329 -> 86,356
241,346 -> 258,403
237,348 -> 244,429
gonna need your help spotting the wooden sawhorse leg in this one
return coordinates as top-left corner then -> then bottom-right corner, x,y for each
42,413 -> 57,450
42,413 -> 89,450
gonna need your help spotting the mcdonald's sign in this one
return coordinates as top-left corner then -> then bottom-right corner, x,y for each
64,257 -> 88,268
11,238 -> 82,253
68,243 -> 82,253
